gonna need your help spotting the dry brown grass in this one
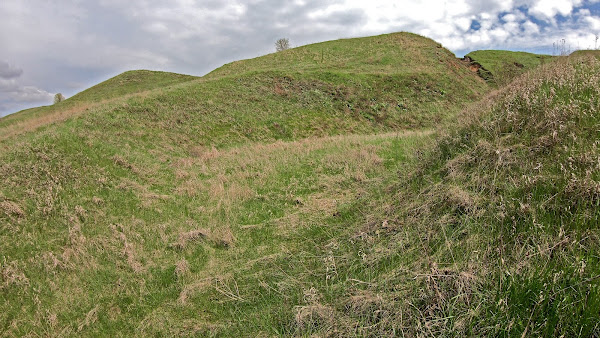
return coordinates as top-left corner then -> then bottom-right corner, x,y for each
0,200 -> 25,218
1,262 -> 30,290
111,224 -> 144,273
0,103 -> 93,141
175,258 -> 190,279
346,290 -> 385,316
170,229 -> 210,250
294,304 -> 336,334
112,155 -> 142,175
77,305 -> 99,332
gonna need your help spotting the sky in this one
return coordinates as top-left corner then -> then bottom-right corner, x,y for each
2,0 -> 600,117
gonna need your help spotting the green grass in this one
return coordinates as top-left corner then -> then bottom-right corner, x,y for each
466,50 -> 553,86
0,123 -> 431,335
68,70 -> 198,104
0,70 -> 198,139
209,32 -> 465,77
1,32 -> 488,144
1,32 -> 598,336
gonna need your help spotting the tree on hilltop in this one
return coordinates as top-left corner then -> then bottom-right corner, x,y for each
275,38 -> 290,52
54,93 -> 65,104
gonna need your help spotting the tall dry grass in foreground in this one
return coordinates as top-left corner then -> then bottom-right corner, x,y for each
377,54 -> 600,336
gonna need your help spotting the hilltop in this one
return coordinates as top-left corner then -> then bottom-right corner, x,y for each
68,70 -> 198,103
2,32 -> 595,337
208,32 -> 469,77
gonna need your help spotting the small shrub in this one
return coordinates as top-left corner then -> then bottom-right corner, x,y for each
53,93 -> 65,104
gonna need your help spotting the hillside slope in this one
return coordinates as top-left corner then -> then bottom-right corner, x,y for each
0,70 -> 199,141
465,50 -> 553,85
0,32 -> 499,336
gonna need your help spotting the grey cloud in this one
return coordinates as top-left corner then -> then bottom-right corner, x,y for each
0,83 -> 53,116
316,9 -> 367,26
9,86 -> 53,103
0,61 -> 23,79
0,79 -> 19,92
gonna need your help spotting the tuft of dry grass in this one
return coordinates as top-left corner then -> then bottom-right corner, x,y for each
212,227 -> 235,248
1,262 -> 30,289
294,304 -> 336,334
112,155 -> 141,175
0,200 -> 25,218
77,306 -> 99,332
170,229 -> 210,250
175,258 -> 190,279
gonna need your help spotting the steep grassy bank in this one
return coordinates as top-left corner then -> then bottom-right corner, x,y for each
289,53 -> 599,336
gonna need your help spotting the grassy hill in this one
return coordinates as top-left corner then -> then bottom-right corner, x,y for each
67,70 -> 198,103
1,33 -> 488,144
208,32 -> 465,77
2,32 -> 595,336
322,53 -> 599,336
465,50 -> 553,86
0,70 -> 199,141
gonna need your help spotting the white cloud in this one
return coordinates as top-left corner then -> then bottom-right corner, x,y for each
529,0 -> 583,20
9,86 -> 53,103
523,20 -> 541,34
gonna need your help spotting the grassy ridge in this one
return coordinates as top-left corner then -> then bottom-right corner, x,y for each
209,32 -> 467,77
1,32 -> 488,145
466,50 -> 553,85
67,70 -> 198,103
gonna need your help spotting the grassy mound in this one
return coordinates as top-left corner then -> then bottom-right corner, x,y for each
209,32 -> 470,77
67,70 -> 198,103
465,50 -> 553,86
